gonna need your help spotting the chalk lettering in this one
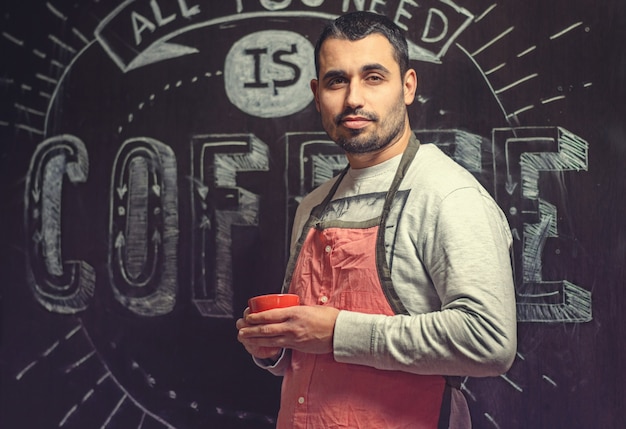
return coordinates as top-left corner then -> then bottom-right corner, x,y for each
109,138 -> 179,317
422,8 -> 448,43
302,0 -> 325,6
261,0 -> 291,10
150,0 -> 176,26
244,48 -> 270,88
225,30 -> 314,117
492,127 -> 591,323
178,0 -> 201,17
131,0 -> 201,45
131,12 -> 157,45
25,135 -> 95,314
394,0 -> 419,31
190,134 -> 269,318
236,0 -> 326,13
343,0 -> 366,12
369,0 -> 388,14
272,44 -> 302,94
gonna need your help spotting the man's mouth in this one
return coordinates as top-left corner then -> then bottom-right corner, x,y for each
337,110 -> 377,130
341,116 -> 372,129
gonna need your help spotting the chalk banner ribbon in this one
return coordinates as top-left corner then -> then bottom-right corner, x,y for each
94,0 -> 474,72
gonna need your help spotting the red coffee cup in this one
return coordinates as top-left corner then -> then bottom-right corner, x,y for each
248,293 -> 300,313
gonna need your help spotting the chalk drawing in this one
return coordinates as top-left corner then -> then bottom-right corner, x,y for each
415,129 -> 484,173
457,9 -> 590,121
224,30 -> 315,118
493,126 -> 591,323
4,1 -> 603,427
93,3 -> 473,73
108,137 -> 179,317
400,0 -> 474,64
453,2 -> 594,325
24,134 -> 95,314
14,320 -> 262,427
95,0 -> 202,71
286,132 -> 346,195
190,133 -> 270,318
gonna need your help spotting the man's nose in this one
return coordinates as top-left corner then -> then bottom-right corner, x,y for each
345,81 -> 365,109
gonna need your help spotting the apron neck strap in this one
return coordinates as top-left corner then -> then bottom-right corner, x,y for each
380,135 -> 420,221
377,135 -> 420,315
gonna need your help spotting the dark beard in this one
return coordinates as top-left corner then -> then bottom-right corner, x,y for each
333,98 -> 406,154
337,129 -> 387,153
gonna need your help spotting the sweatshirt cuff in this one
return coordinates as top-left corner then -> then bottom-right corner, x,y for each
253,349 -> 289,376
333,310 -> 383,365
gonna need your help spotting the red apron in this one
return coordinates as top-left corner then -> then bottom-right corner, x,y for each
278,138 -> 449,428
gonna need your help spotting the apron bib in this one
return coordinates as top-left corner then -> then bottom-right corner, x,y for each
278,138 -> 450,429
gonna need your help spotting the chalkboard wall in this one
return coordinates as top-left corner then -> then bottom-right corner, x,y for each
1,0 -> 624,428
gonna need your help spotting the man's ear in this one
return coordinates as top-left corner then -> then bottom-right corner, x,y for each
403,69 -> 418,105
310,79 -> 321,112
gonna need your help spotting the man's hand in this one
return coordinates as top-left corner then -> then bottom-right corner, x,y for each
235,307 -> 284,360
236,305 -> 340,359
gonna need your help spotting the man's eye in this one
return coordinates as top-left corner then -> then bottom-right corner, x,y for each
366,74 -> 383,82
328,77 -> 347,86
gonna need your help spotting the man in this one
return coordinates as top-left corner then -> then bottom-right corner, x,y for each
237,11 -> 517,428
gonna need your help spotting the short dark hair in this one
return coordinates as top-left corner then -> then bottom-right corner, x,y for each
314,11 -> 410,78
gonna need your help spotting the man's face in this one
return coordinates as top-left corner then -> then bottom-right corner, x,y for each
311,34 -> 415,155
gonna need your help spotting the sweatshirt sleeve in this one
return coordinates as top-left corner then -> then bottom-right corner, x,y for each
253,349 -> 291,376
333,187 -> 517,377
